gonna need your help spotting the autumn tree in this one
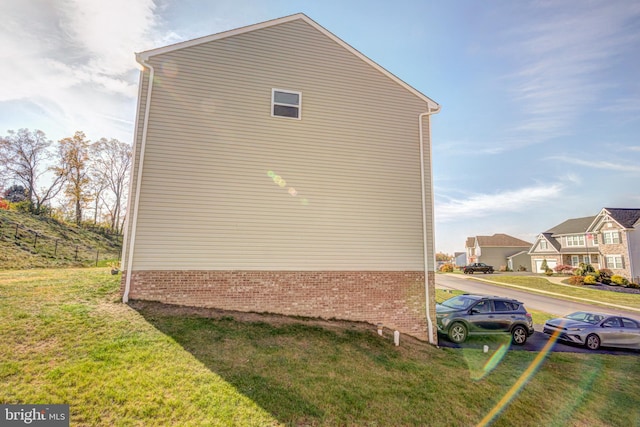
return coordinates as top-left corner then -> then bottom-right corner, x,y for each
435,252 -> 452,262
90,138 -> 131,233
58,131 -> 92,225
0,129 -> 66,213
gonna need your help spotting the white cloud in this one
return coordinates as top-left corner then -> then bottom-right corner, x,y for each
435,182 -> 564,223
58,0 -> 157,75
0,0 -> 162,141
492,1 -> 640,152
547,156 -> 640,174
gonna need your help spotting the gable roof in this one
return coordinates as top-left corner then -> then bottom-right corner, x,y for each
465,237 -> 475,248
538,233 -> 562,252
475,233 -> 532,247
135,13 -> 439,110
545,216 -> 596,235
507,250 -> 530,259
466,233 -> 532,249
602,208 -> 640,229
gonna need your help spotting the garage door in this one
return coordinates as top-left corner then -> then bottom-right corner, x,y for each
535,259 -> 557,273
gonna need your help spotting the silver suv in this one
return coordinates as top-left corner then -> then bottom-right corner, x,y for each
436,294 -> 534,345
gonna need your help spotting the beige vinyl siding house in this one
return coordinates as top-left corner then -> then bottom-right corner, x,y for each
464,234 -> 532,270
121,14 -> 440,342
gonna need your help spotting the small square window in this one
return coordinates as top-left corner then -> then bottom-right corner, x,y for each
272,89 -> 301,119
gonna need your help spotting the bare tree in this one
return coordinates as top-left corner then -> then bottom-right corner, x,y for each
91,138 -> 131,233
88,174 -> 108,225
0,129 -> 66,213
58,131 -> 91,225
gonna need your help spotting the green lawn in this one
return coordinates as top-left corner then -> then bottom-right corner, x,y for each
2,269 -> 639,426
475,275 -> 640,311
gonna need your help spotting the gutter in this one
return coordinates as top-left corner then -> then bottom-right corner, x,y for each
419,106 -> 441,345
122,54 -> 155,303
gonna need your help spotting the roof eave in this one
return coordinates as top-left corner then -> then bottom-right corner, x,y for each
135,13 -> 439,110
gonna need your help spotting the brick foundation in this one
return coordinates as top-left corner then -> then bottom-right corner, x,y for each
121,270 -> 436,342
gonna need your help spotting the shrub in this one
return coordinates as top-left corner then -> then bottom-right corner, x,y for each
544,269 -> 554,276
627,282 -> 639,289
568,275 -> 585,286
599,268 -> 613,277
540,259 -> 549,271
583,275 -> 598,285
517,265 -> 527,272
0,199 -> 8,210
13,200 -> 33,213
599,268 -> 613,284
439,264 -> 454,273
554,264 -> 574,274
580,262 -> 596,274
611,275 -> 629,286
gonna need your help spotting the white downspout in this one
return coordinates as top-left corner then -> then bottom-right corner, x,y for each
419,106 -> 440,345
123,55 -> 155,303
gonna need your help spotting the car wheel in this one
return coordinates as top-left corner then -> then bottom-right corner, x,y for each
511,325 -> 527,345
448,322 -> 467,343
586,334 -> 601,350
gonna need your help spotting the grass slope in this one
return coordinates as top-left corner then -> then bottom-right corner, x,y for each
1,269 -> 639,426
0,210 -> 121,269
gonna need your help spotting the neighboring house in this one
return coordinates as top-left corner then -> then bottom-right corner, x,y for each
465,234 -> 532,270
120,14 -> 440,342
590,208 -> 640,281
454,252 -> 467,267
528,208 -> 640,281
529,216 -> 597,273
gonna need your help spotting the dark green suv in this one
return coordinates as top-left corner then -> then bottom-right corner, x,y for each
436,294 -> 534,345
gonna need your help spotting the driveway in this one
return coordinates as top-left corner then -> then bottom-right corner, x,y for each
437,331 -> 640,355
436,273 -> 640,355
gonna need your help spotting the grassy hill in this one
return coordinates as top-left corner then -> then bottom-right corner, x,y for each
0,209 -> 122,269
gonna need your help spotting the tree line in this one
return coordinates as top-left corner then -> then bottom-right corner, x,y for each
0,128 -> 131,234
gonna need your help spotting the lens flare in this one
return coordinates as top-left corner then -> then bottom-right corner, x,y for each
476,329 -> 562,427
267,170 -> 310,205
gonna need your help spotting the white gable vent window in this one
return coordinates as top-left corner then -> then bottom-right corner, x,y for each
272,89 -> 301,119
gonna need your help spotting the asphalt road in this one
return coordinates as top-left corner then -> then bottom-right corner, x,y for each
435,273 -> 640,355
435,273 -> 640,317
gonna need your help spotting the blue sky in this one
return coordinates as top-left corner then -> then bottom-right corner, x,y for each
2,0 -> 639,255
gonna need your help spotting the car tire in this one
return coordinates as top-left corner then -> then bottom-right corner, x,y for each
448,322 -> 467,343
511,325 -> 527,345
586,334 -> 601,350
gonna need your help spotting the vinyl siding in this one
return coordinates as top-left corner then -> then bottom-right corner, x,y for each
124,18 -> 434,271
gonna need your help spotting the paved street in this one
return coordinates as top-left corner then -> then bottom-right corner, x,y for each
436,273 -> 640,317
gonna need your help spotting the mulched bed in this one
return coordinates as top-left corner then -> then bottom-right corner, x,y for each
582,283 -> 640,294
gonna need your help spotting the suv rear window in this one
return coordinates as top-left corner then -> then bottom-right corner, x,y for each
493,300 -> 519,311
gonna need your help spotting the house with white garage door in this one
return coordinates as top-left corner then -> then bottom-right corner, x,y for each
529,216 -> 597,273
529,208 -> 640,281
